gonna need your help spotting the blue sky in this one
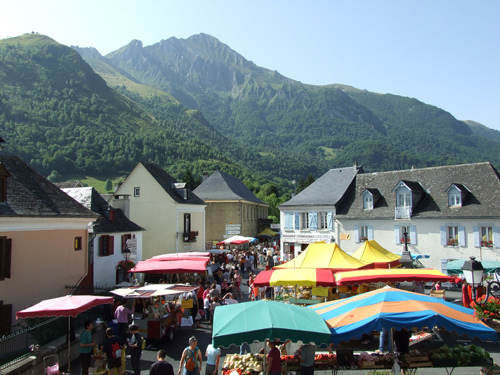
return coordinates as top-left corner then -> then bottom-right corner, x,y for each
1,1 -> 499,131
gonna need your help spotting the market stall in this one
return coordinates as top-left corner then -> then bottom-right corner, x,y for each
333,268 -> 457,286
350,240 -> 401,268
110,283 -> 197,341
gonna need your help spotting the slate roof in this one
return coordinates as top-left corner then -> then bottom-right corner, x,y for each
279,166 -> 361,208
63,187 -> 144,233
193,170 -> 266,204
141,162 -> 205,205
0,151 -> 98,218
336,162 -> 500,219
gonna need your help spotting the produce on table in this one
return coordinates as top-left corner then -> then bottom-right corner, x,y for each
429,344 -> 491,366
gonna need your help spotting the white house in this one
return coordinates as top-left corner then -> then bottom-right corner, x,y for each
111,162 -> 206,259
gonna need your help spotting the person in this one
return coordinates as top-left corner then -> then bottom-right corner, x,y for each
210,297 -> 221,321
115,299 -> 135,339
79,320 -> 95,375
393,327 -> 412,355
377,328 -> 392,353
179,336 -> 203,375
222,293 -> 238,305
266,340 -> 281,375
233,270 -> 242,291
205,343 -> 221,375
432,281 -> 442,291
240,342 -> 252,355
127,324 -> 143,375
298,344 -> 316,375
462,280 -> 472,308
102,327 -> 125,375
150,349 -> 175,375
197,281 -> 205,310
413,281 -> 425,294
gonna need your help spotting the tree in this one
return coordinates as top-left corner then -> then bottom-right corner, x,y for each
47,170 -> 62,182
104,179 -> 113,193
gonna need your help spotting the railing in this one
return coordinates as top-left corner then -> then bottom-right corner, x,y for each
395,206 -> 412,219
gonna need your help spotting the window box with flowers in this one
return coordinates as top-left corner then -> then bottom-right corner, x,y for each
481,240 -> 493,248
360,236 -> 368,242
400,237 -> 410,244
184,231 -> 199,243
447,238 -> 459,247
116,259 -> 135,272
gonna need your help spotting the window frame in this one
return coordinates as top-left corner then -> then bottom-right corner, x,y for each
301,212 -> 309,230
74,236 -> 82,251
99,235 -> 114,257
134,187 -> 140,197
363,194 -> 373,210
318,212 -> 328,230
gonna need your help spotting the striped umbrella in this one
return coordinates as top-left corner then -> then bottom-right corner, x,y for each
310,286 -> 497,344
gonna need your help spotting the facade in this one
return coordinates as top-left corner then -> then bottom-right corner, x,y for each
193,171 -> 269,247
280,162 -> 500,272
279,165 -> 361,256
111,162 -> 206,259
0,151 -> 98,333
63,187 -> 144,289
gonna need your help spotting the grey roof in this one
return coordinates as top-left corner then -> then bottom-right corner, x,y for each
279,166 -> 361,208
0,151 -> 98,218
141,162 -> 205,205
193,170 -> 266,204
63,187 -> 144,233
337,162 -> 500,219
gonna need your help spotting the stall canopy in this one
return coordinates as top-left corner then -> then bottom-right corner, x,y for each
446,259 -> 500,275
110,284 -> 197,298
256,228 -> 278,237
148,252 -> 211,261
310,286 -> 498,344
129,259 -> 209,274
212,300 -> 332,348
253,268 -> 335,287
333,268 -> 458,286
350,240 -> 401,268
216,235 -> 257,245
275,242 -> 373,272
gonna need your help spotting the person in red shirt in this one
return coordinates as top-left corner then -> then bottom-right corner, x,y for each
197,282 -> 205,310
266,340 -> 281,375
462,280 -> 472,308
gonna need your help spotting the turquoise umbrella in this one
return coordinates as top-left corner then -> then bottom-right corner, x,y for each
212,300 -> 332,347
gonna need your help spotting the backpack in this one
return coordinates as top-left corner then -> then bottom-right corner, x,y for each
185,347 -> 198,371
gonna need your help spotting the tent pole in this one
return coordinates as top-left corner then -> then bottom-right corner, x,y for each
67,316 -> 71,372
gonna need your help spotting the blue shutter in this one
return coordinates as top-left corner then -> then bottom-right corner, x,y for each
410,225 -> 417,245
459,226 -> 465,247
327,212 -> 333,231
284,213 -> 293,230
440,226 -> 446,246
368,226 -> 373,240
309,212 -> 318,230
394,226 -> 400,244
473,226 -> 480,247
494,226 -> 500,248
294,213 -> 300,230
354,226 -> 359,243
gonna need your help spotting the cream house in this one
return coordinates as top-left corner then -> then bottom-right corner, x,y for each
0,151 -> 98,334
193,170 -> 269,246
111,162 -> 206,259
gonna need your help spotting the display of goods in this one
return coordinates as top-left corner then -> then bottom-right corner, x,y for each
358,352 -> 394,369
223,354 -> 263,372
429,344 -> 491,367
281,355 -> 299,366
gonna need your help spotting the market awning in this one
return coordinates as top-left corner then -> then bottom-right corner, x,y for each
275,242 -> 373,271
256,228 -> 278,237
148,252 -> 211,260
446,259 -> 500,275
216,235 -> 256,245
129,259 -> 209,274
253,268 -> 335,287
333,268 -> 458,286
110,284 -> 197,298
350,240 -> 401,268
147,256 -> 210,262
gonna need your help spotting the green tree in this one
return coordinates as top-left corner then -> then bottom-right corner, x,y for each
47,170 -> 62,182
104,179 -> 113,192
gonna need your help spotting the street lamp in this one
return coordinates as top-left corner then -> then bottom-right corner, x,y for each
462,256 -> 500,304
399,229 -> 413,268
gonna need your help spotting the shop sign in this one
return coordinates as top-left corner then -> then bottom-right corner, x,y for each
312,287 -> 329,297
339,233 -> 351,240
181,299 -> 193,309
281,233 -> 334,244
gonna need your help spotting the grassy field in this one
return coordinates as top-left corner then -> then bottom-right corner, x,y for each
67,176 -> 122,194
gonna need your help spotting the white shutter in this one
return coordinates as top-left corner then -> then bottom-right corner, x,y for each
327,212 -> 333,231
294,213 -> 300,230
368,226 -> 374,240
284,213 -> 293,230
459,226 -> 465,247
309,212 -> 318,230
440,226 -> 446,246
354,226 -> 360,243
394,226 -> 400,244
473,226 -> 480,248
410,225 -> 417,245
494,226 -> 500,248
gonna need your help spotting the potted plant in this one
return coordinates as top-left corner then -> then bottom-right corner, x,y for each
184,231 -> 199,242
447,238 -> 459,246
400,237 -> 410,244
481,240 -> 493,247
116,259 -> 135,271
360,236 -> 368,242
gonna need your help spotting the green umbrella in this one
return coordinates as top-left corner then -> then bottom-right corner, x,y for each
212,300 -> 332,347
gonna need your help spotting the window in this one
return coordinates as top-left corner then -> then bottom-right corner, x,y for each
397,192 -> 411,207
74,237 -> 82,251
284,213 -> 293,230
318,212 -> 328,230
134,187 -> 140,197
122,234 -> 132,252
447,226 -> 459,246
481,226 -> 493,247
395,225 -> 415,244
184,213 -> 191,235
359,225 -> 369,241
449,192 -> 462,207
363,195 -> 373,210
355,225 -> 372,242
0,236 -> 12,280
99,235 -> 114,256
301,212 -> 309,229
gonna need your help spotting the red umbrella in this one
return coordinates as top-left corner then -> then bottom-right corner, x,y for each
130,259 -> 209,274
17,295 -> 113,371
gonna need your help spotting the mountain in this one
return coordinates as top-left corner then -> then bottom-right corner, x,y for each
85,33 -> 500,172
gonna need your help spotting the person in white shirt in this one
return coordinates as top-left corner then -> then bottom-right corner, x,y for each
222,293 -> 238,305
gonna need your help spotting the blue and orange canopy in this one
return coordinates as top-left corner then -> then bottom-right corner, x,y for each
310,287 -> 497,344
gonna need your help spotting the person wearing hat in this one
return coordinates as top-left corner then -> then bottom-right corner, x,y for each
179,336 -> 202,375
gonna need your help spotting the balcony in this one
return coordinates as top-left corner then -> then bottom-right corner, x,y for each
395,206 -> 412,220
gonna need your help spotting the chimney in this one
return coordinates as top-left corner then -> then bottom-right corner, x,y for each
353,162 -> 358,169
173,183 -> 188,200
112,194 -> 131,218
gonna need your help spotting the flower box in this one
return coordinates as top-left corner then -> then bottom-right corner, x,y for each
481,240 -> 493,247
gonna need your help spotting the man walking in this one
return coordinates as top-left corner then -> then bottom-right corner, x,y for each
150,349 -> 175,375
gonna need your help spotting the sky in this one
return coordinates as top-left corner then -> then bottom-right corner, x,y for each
1,1 -> 499,131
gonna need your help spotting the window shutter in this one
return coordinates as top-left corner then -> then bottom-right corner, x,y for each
108,236 -> 114,255
368,226 -> 373,240
354,226 -> 359,243
309,212 -> 318,230
5,239 -> 11,279
494,226 -> 500,248
440,226 -> 446,246
473,226 -> 480,248
99,236 -> 106,256
284,213 -> 293,230
410,226 -> 417,245
327,212 -> 333,231
294,213 -> 300,230
394,226 -> 400,244
459,226 -> 465,247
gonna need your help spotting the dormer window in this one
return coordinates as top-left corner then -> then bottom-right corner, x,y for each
446,184 -> 468,208
392,181 -> 422,220
363,194 -> 373,210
